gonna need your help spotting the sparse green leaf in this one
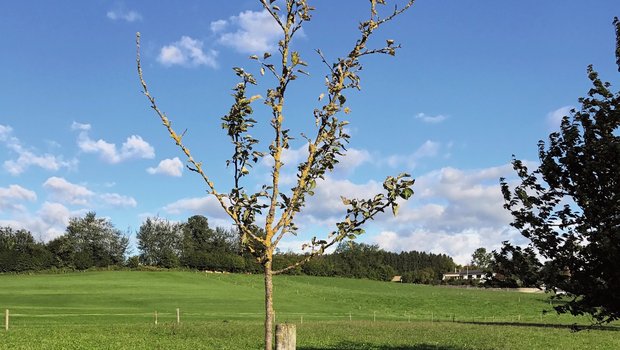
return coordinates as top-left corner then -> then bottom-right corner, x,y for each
391,203 -> 399,216
400,187 -> 414,200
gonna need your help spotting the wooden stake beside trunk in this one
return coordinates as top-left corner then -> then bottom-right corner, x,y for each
275,324 -> 296,350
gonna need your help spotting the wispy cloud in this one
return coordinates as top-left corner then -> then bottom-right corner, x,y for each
163,196 -> 227,218
147,157 -> 183,177
71,121 -> 91,131
74,123 -> 155,164
106,9 -> 142,22
0,124 -> 76,175
385,140 -> 443,169
42,176 -> 137,209
158,36 -> 218,68
0,184 -> 37,212
415,113 -> 448,124
546,105 -> 573,130
100,193 -> 137,208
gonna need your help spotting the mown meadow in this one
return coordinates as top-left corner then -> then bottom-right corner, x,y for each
0,271 -> 618,349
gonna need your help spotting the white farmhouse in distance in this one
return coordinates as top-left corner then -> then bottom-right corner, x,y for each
442,268 -> 487,281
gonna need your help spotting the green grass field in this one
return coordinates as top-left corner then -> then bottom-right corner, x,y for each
0,271 -> 618,349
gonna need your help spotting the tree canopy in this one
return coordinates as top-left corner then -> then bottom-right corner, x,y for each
470,247 -> 492,271
500,17 -> 620,323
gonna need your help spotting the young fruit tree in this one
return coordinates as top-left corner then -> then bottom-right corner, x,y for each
136,1 -> 415,348
500,18 -> 620,324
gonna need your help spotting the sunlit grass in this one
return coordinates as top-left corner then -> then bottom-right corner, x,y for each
0,271 -> 618,349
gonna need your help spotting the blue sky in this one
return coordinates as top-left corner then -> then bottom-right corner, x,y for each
1,1 -> 618,264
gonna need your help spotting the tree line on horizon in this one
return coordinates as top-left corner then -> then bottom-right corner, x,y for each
0,212 -> 455,283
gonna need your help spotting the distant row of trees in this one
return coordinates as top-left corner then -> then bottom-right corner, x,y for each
0,213 -> 455,283
1,212 -> 128,272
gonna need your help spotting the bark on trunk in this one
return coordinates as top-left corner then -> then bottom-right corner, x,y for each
264,260 -> 274,350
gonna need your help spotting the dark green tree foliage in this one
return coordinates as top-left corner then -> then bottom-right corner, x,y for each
487,242 -> 542,288
47,235 -> 74,269
137,217 -> 183,268
272,242 -> 455,283
330,242 -> 396,281
500,18 -> 620,323
56,212 -> 129,269
470,247 -> 492,271
0,227 -> 52,272
180,215 -> 245,271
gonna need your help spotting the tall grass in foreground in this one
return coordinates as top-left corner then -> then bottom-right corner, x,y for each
1,321 -> 619,350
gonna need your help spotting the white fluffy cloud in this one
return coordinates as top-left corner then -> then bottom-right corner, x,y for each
0,124 -> 76,175
99,193 -> 137,208
374,227 -> 521,266
335,148 -> 372,176
415,113 -> 448,124
370,164 -> 522,264
42,176 -> 137,209
106,9 -> 142,22
297,177 -> 384,228
75,124 -> 155,164
158,36 -> 218,68
0,202 -> 83,242
212,10 -> 283,54
37,202 -> 73,239
147,157 -> 183,177
546,105 -> 573,130
163,196 -> 228,219
395,165 -> 514,230
277,162 -> 523,265
43,177 -> 94,206
385,140 -> 443,169
210,19 -> 227,33
162,195 -> 233,229
0,184 -> 37,212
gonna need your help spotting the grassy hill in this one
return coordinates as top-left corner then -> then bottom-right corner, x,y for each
0,270 -> 618,349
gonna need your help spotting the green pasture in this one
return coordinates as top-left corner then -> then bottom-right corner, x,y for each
0,271 -> 618,349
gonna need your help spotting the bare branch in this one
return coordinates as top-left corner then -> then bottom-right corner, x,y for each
135,32 -> 252,239
259,0 -> 285,31
377,0 -> 416,26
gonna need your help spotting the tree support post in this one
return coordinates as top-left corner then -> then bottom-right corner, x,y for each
275,323 -> 296,350
4,309 -> 8,331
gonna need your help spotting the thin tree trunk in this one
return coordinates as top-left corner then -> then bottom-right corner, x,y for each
264,260 -> 274,350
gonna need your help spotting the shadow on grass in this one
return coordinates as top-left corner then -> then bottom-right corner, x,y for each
456,321 -> 620,332
299,343 -> 465,350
